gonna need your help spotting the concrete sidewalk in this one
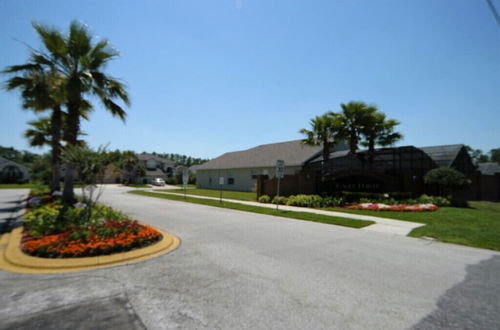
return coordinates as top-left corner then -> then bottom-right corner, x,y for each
149,190 -> 425,236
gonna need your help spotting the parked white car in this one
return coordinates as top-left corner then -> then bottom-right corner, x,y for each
151,178 -> 165,186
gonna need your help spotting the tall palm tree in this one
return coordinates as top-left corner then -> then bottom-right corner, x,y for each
361,109 -> 403,163
3,62 -> 64,192
30,21 -> 130,203
362,112 -> 403,152
338,101 -> 376,154
300,113 -> 342,175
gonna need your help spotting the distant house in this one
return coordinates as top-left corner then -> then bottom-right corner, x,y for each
0,156 -> 30,183
195,140 -> 348,191
137,153 -> 175,184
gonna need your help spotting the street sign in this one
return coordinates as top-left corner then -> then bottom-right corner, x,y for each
219,177 -> 224,185
182,168 -> 189,186
276,160 -> 285,179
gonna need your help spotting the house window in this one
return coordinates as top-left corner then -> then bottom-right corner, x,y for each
228,178 -> 235,185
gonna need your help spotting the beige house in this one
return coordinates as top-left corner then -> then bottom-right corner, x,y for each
137,153 -> 175,184
196,140 -> 347,192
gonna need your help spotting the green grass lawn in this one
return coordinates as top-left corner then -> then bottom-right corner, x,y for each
129,190 -> 373,229
0,183 -> 38,189
161,188 -> 257,201
324,202 -> 500,251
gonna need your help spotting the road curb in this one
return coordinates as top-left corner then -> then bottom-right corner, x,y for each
0,227 -> 180,274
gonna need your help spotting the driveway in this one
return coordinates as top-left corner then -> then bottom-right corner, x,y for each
0,185 -> 499,329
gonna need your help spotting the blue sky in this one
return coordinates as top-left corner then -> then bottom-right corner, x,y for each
0,0 -> 499,159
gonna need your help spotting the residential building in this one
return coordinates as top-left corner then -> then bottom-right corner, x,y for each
196,140 -> 347,191
137,153 -> 175,184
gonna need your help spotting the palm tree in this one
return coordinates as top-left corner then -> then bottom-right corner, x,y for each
3,62 -> 64,192
338,101 -> 376,154
361,109 -> 403,163
30,21 -> 130,203
300,113 -> 342,175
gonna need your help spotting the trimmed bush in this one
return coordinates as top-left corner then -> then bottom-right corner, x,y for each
286,194 -> 323,208
258,195 -> 271,203
322,196 -> 345,207
417,194 -> 450,206
272,196 -> 288,205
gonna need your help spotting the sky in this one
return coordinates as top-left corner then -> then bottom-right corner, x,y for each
0,0 -> 499,159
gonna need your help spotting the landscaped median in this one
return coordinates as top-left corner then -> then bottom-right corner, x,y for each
0,187 -> 180,274
0,226 -> 179,274
129,190 -> 374,229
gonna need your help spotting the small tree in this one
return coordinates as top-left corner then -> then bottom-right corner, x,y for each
424,167 -> 471,197
61,146 -> 109,221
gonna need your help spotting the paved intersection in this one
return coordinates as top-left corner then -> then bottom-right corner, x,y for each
0,186 -> 498,329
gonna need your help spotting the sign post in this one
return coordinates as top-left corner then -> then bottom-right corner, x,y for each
275,160 -> 285,211
182,167 -> 189,199
218,176 -> 224,203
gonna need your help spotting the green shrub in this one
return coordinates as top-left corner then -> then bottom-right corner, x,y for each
92,204 -> 128,221
24,203 -> 63,237
286,194 -> 323,208
322,196 -> 345,207
416,194 -> 450,206
272,196 -> 288,205
258,195 -> 271,203
424,167 -> 471,196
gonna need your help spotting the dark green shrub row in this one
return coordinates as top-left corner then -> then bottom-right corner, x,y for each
258,193 -> 450,208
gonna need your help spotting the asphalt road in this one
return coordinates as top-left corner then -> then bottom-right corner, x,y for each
1,186 -> 499,329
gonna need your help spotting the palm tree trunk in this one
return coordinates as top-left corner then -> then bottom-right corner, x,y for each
321,140 -> 330,180
50,106 -> 62,192
62,101 -> 80,204
368,137 -> 375,165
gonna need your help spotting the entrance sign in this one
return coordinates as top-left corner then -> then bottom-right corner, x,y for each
276,160 -> 285,179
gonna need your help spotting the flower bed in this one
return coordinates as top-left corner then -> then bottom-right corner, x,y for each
21,187 -> 163,258
347,203 -> 438,212
21,219 -> 162,258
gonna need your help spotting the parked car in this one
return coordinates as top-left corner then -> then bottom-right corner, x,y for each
151,178 -> 165,186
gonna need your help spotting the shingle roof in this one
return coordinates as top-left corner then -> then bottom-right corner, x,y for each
418,144 -> 464,167
138,153 -> 175,165
477,162 -> 500,175
144,168 -> 166,177
196,140 -> 324,170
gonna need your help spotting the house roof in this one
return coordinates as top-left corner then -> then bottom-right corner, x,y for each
477,162 -> 500,175
144,168 -> 166,177
196,140 -> 324,170
138,153 -> 175,165
307,144 -> 466,168
418,144 -> 464,167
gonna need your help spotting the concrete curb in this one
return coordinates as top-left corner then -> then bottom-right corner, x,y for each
0,227 -> 180,274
